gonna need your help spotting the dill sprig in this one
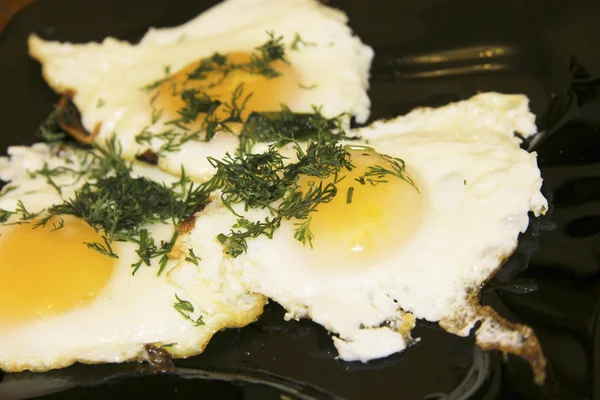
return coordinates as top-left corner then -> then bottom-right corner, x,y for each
289,33 -> 316,51
247,31 -> 287,78
0,185 -> 17,199
136,33 -> 289,156
167,88 -> 222,128
293,216 -> 314,248
205,135 -> 420,256
16,200 -> 43,221
205,147 -> 289,213
355,153 -> 417,190
289,134 -> 354,179
237,105 -> 349,154
216,217 -> 278,257
183,32 -> 286,83
0,209 -> 14,223
34,136 -> 209,275
85,236 -> 118,258
205,136 -> 353,256
222,83 -> 252,124
29,163 -> 84,195
173,294 -> 205,326
37,105 -> 68,144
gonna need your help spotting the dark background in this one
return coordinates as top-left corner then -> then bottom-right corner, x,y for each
0,0 -> 599,399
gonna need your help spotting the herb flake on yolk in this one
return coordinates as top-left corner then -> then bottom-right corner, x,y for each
297,147 -> 423,263
151,52 -> 301,137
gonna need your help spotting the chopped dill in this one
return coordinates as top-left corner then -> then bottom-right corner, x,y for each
157,231 -> 180,276
248,31 -> 287,78
50,218 -> 64,232
290,33 -> 316,51
205,136 -> 353,256
346,186 -> 354,204
293,217 -> 314,248
216,217 -> 278,258
0,209 -> 14,223
151,108 -> 163,124
185,247 -> 201,265
34,136 -> 209,275
29,163 -> 81,195
136,33 -> 290,156
222,83 -> 252,124
16,200 -> 42,221
38,105 -> 68,144
205,148 -> 289,213
237,105 -> 348,154
173,294 -> 205,326
167,88 -> 222,127
15,29 -> 419,269
0,185 -> 17,199
131,228 -> 157,273
355,153 -> 417,190
85,236 -> 118,258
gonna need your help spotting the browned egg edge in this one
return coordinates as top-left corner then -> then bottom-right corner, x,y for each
440,248 -> 547,386
55,90 -> 102,144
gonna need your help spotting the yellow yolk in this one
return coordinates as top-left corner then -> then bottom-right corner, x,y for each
153,53 -> 301,133
0,216 -> 115,325
299,148 -> 424,263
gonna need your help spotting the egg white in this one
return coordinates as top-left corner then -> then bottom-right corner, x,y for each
179,92 -> 547,362
28,0 -> 373,181
0,144 -> 265,373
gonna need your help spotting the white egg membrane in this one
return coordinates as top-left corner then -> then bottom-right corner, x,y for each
182,93 -> 547,370
28,0 -> 374,180
0,145 -> 264,372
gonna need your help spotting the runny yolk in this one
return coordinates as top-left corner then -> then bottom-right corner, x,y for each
297,148 -> 425,264
152,53 -> 302,133
0,216 -> 115,325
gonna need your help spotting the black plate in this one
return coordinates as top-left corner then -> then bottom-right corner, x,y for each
0,0 -> 599,399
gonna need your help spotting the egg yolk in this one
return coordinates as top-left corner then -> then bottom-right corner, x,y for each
0,216 -> 115,325
298,148 -> 424,264
153,53 -> 301,133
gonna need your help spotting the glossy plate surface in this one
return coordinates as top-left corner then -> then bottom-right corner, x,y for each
0,0 -> 599,399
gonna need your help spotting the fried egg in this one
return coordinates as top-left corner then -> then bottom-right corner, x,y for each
28,0 -> 373,180
0,144 -> 265,373
178,92 -> 548,381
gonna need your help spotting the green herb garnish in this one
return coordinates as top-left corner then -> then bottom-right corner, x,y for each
173,294 -> 205,326
289,33 -> 316,51
355,153 -> 417,190
0,209 -> 14,223
38,105 -> 68,144
237,105 -> 348,154
33,137 -> 209,275
205,136 -> 353,256
136,33 -> 289,156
